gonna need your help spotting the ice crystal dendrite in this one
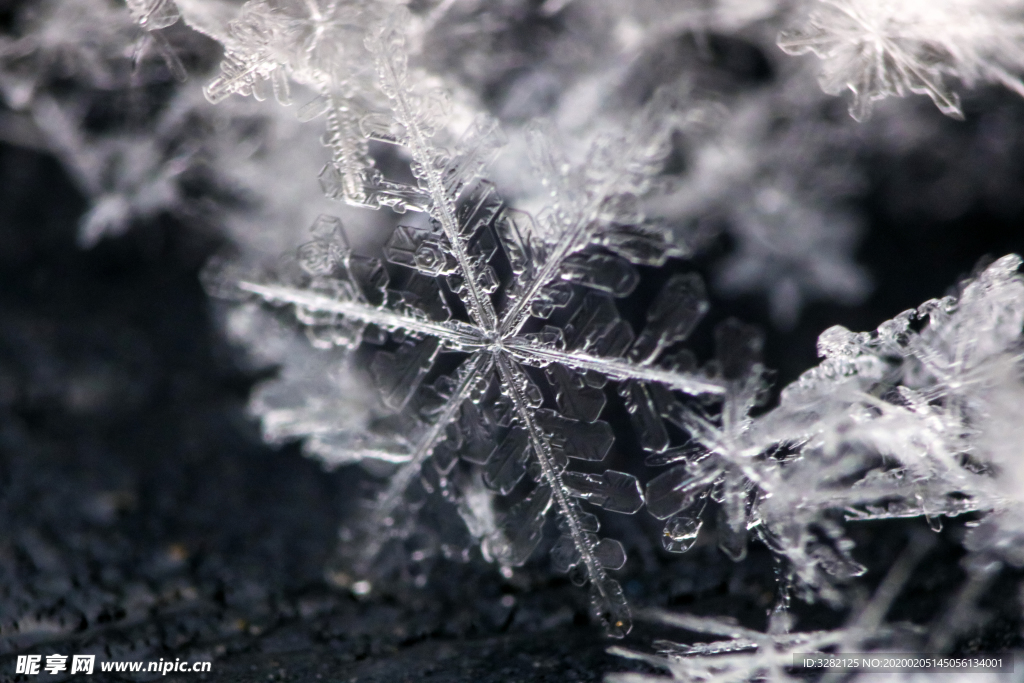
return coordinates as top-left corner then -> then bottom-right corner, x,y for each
210,9 -> 730,637
624,254 -> 1024,615
609,537 -> 934,683
779,0 -> 1024,120
766,255 -> 1024,544
609,611 -> 887,683
747,255 -> 1024,604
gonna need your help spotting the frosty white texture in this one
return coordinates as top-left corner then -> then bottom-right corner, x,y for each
747,256 -> 1024,604
616,255 -> 1024,659
779,0 -> 1024,120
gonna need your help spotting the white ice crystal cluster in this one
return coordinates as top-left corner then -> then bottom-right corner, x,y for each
747,256 -> 1024,607
779,0 -> 1024,121
628,254 -> 1022,603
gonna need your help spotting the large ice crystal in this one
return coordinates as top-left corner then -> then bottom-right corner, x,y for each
619,255 -> 1024,614
208,8 -> 733,636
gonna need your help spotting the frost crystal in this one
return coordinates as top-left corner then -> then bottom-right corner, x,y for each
611,535 -> 936,682
616,254 -> 1024,612
610,611 -> 885,683
779,0 -> 1024,120
751,255 -> 1024,599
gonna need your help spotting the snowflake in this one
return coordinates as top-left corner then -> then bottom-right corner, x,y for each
211,8 -> 725,637
633,255 -> 1024,609
609,533 -> 935,682
715,185 -> 870,329
27,88 -> 197,247
642,318 -> 770,563
778,0 -> 1024,120
25,83 -> 311,249
746,255 -> 1024,600
610,611 -> 864,683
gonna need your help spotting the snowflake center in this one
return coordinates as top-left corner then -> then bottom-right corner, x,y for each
484,331 -> 506,353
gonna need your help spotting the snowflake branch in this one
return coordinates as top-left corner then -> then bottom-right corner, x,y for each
366,15 -> 499,332
504,338 -> 725,396
352,351 -> 494,574
237,280 -> 484,349
494,354 -> 631,637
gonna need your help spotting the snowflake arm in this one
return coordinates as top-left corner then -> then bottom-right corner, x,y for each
503,339 -> 725,395
346,351 -> 495,575
316,91 -> 381,210
235,279 -> 483,349
363,12 -> 499,330
500,91 -> 697,337
493,353 -> 632,636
